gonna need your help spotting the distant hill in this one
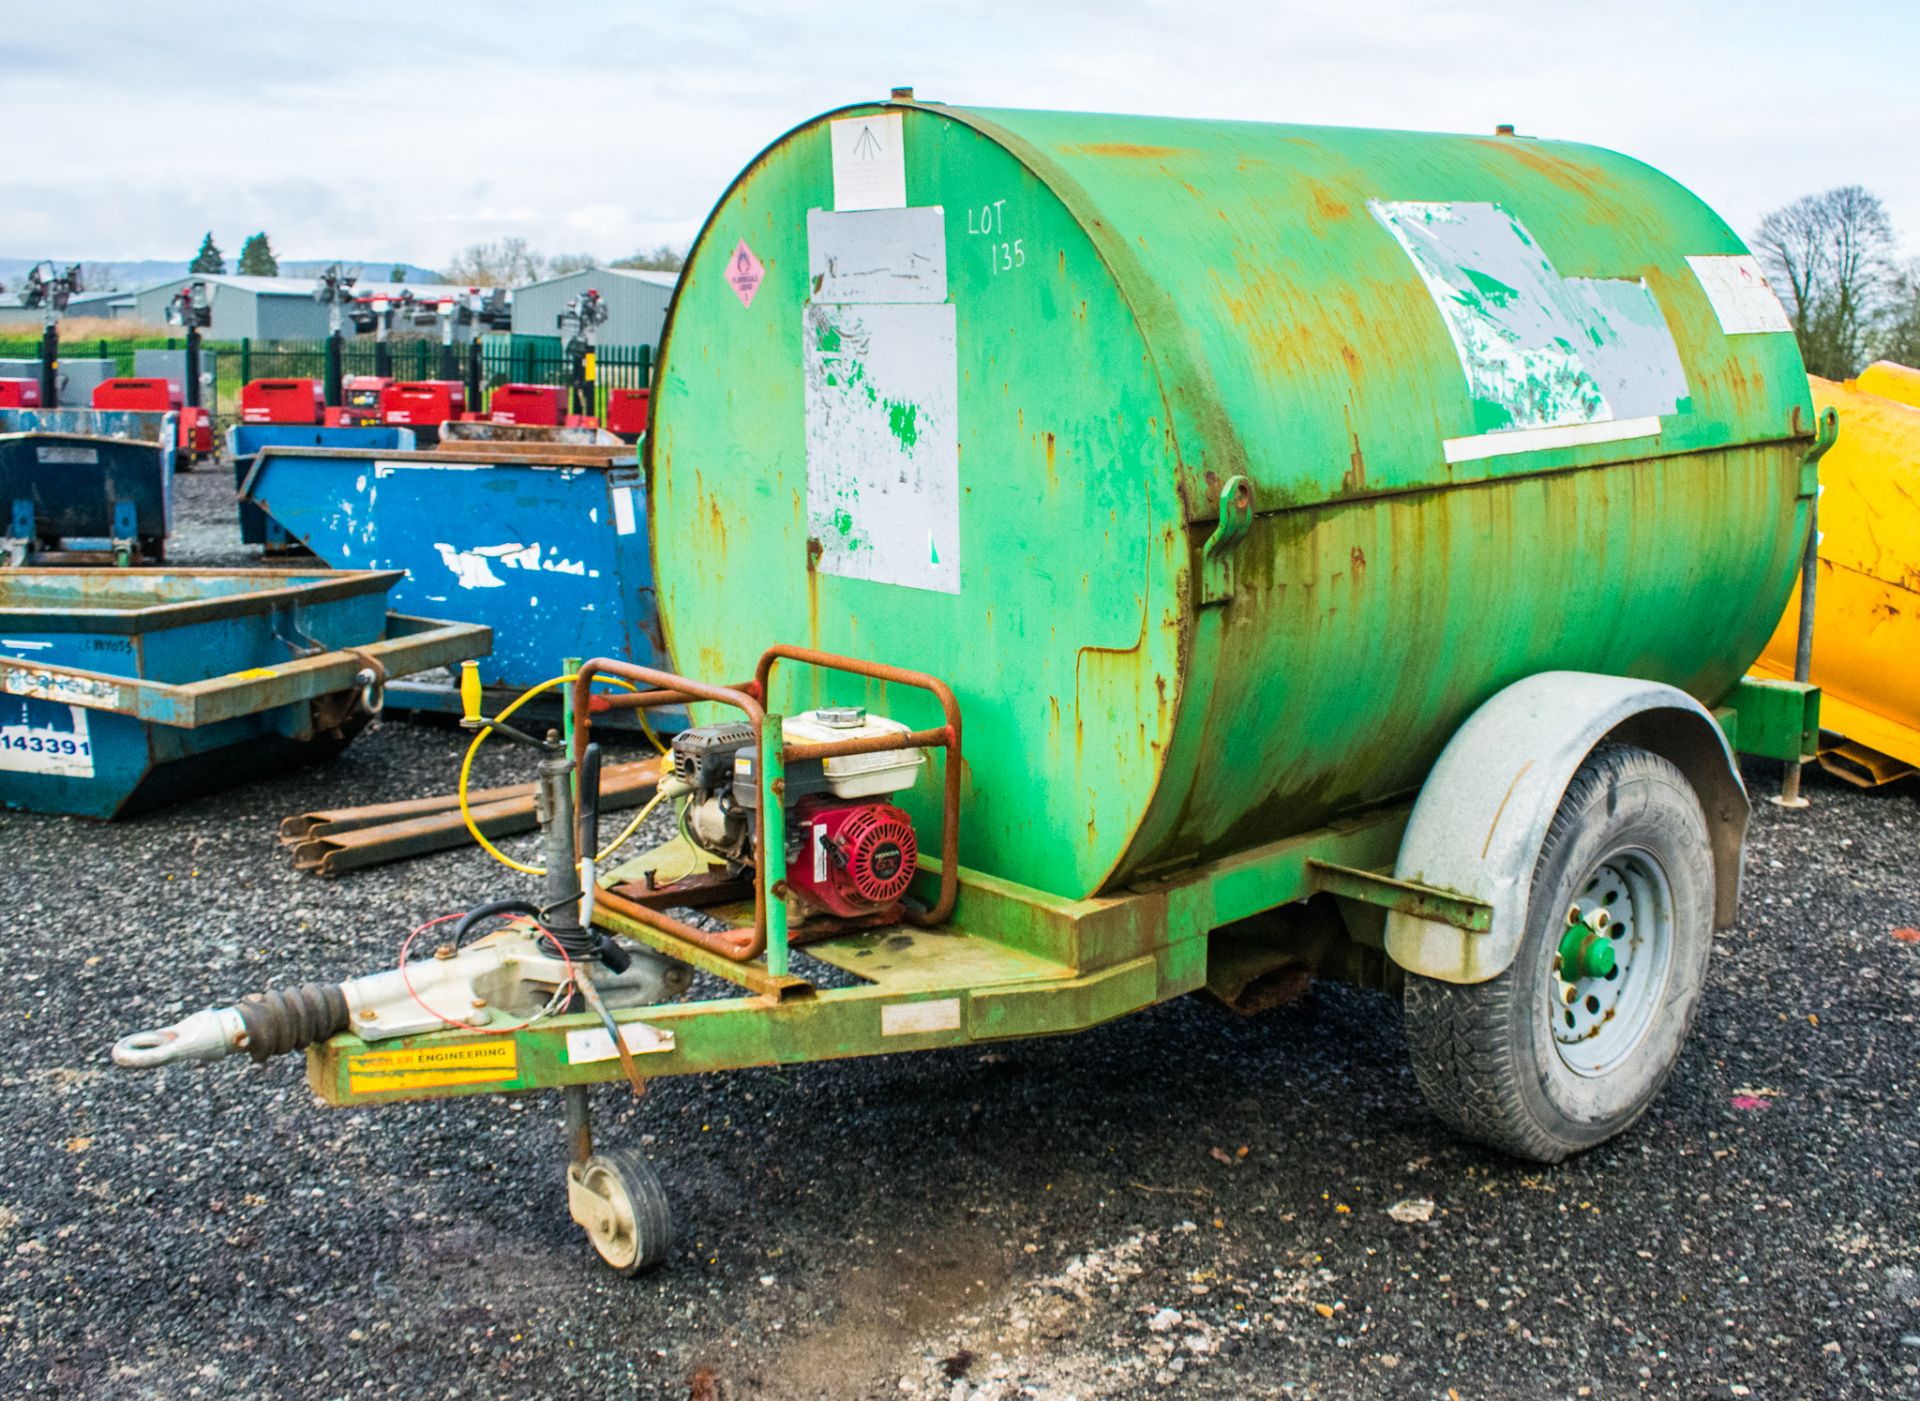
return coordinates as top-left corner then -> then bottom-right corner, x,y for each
0,257 -> 442,293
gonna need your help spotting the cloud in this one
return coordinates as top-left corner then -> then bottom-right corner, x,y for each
6,0 -> 1918,267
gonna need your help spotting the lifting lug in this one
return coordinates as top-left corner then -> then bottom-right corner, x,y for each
1200,474 -> 1255,604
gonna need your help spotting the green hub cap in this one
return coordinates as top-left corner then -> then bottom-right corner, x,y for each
1557,921 -> 1617,981
1549,852 -> 1678,1077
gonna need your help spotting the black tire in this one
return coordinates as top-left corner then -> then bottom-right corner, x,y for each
580,1149 -> 673,1275
1403,743 -> 1715,1163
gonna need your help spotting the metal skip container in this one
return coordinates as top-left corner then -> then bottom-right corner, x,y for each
0,569 -> 490,818
1,408 -> 177,565
227,424 -> 417,549
1755,369 -> 1920,783
238,430 -> 669,711
650,101 -> 1817,902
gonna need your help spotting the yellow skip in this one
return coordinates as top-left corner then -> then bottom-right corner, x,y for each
1755,369 -> 1920,783
1855,358 -> 1920,409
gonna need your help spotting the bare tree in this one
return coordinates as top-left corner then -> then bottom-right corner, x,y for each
1752,186 -> 1895,378
441,237 -> 547,287
611,244 -> 686,273
547,252 -> 598,276
1878,260 -> 1920,371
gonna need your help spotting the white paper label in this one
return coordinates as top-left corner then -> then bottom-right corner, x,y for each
611,485 -> 637,536
881,997 -> 962,1037
1685,255 -> 1793,335
1372,200 -> 1687,459
808,207 -> 947,304
831,114 -> 906,212
1444,415 -> 1662,464
812,821 -> 828,881
0,702 -> 94,778
802,301 -> 960,593
565,1021 -> 674,1065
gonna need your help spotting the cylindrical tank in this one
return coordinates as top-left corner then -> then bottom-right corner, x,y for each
650,100 -> 1815,902
1757,372 -> 1920,770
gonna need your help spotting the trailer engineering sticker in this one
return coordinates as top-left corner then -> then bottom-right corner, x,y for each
0,699 -> 94,778
345,1041 -> 518,1093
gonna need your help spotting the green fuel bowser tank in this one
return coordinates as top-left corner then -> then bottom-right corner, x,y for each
651,98 -> 1815,905
101,101 -> 1833,1269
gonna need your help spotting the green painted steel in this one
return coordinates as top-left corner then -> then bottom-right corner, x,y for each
1558,921 -> 1617,981
309,806 -> 1419,1106
650,100 -> 1815,903
1720,675 -> 1821,763
761,715 -> 790,977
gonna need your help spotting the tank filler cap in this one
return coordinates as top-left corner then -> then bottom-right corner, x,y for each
1494,123 -> 1516,137
815,705 -> 869,729
891,86 -> 915,101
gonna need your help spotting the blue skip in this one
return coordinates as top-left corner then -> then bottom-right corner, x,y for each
0,569 -> 490,818
0,409 -> 177,566
227,424 -> 417,549
238,437 -> 677,720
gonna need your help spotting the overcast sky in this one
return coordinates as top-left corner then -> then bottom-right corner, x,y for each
7,1 -> 1916,273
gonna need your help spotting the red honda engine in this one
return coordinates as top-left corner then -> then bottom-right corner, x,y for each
786,796 -> 918,919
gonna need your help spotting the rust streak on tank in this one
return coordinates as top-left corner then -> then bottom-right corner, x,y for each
1070,142 -> 1185,159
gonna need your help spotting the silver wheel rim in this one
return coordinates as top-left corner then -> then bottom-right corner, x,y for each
1549,849 -> 1675,1077
582,1160 -> 639,1269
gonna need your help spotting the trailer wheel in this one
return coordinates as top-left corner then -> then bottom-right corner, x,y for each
573,1149 -> 672,1275
1403,743 -> 1715,1163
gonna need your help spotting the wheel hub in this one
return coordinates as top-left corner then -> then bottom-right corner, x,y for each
1557,920 -> 1617,982
1548,851 -> 1675,1076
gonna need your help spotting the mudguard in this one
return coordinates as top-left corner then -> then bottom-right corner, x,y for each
1385,672 -> 1748,985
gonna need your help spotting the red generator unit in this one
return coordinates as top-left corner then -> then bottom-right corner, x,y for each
604,386 -> 650,438
241,378 -> 323,425
329,376 -> 393,427
380,380 -> 466,428
0,378 -> 41,408
485,383 -> 564,426
92,377 -> 214,461
92,377 -> 178,413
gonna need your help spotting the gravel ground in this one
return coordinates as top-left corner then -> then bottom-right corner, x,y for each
2,469 -> 1917,1399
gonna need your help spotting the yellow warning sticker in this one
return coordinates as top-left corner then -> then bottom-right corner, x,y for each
233,667 -> 281,681
347,1041 -> 518,1093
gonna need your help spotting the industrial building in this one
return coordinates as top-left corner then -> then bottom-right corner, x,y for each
508,266 -> 677,348
129,274 -> 484,341
0,288 -> 133,328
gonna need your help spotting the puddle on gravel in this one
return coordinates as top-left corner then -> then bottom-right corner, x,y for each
716,1220 -> 1015,1398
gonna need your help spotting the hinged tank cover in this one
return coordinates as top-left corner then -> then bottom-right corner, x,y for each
650,101 -> 1815,901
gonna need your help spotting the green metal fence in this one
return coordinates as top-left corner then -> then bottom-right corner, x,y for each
0,337 -> 177,377
236,335 -> 654,420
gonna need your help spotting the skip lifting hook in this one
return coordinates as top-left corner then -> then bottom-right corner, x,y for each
347,649 -> 387,717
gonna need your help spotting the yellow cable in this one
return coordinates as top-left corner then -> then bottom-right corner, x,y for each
594,786 -> 667,868
459,670 -> 665,876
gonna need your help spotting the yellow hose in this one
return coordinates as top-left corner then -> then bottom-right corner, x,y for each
459,671 -> 668,876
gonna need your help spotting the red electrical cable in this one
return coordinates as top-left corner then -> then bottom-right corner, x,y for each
396,911 -> 576,1034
